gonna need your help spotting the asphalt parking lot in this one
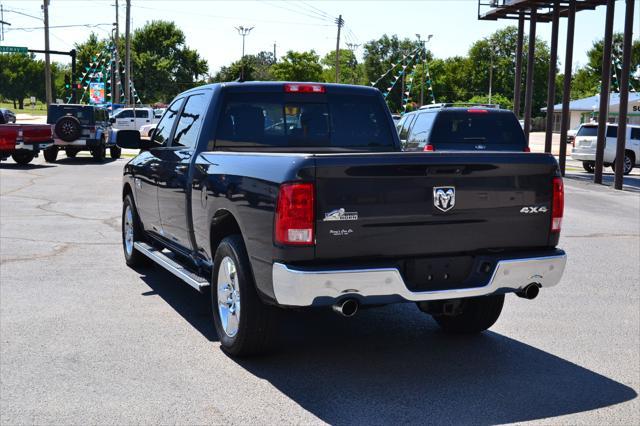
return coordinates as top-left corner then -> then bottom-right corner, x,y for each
1,153 -> 638,425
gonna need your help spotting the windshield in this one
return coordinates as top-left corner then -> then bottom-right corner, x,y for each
429,110 -> 525,146
577,126 -> 598,137
215,92 -> 394,150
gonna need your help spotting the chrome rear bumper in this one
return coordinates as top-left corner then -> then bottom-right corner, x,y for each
272,252 -> 567,306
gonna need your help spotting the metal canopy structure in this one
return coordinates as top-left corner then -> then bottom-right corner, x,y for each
477,0 -> 634,191
478,0 -> 605,22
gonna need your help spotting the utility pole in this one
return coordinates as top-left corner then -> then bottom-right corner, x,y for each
416,34 -> 432,107
125,0 -> 131,105
488,52 -> 493,104
235,26 -> 254,81
273,41 -> 277,63
1,5 -> 12,42
43,0 -> 52,105
334,14 -> 344,83
113,0 -> 120,105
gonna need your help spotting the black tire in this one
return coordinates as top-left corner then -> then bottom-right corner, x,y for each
582,161 -> 595,173
11,151 -> 35,165
432,294 -> 504,334
54,116 -> 81,142
65,148 -> 78,158
211,235 -> 278,356
122,194 -> 150,267
91,141 -> 106,162
611,152 -> 634,175
43,146 -> 58,163
110,145 -> 122,159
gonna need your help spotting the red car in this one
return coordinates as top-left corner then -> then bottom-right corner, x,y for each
0,124 -> 54,165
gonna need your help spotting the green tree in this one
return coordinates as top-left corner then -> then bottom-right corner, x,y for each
321,49 -> 361,84
131,20 -> 208,102
271,50 -> 323,82
0,53 -> 49,108
211,51 -> 276,82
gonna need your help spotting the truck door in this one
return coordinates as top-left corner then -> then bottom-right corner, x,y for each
132,98 -> 185,236
156,93 -> 208,250
114,109 -> 134,130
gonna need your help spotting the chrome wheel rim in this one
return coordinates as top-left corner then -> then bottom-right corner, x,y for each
217,256 -> 241,337
123,205 -> 134,256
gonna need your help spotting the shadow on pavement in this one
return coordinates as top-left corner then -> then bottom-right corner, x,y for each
565,172 -> 640,192
54,157 -> 120,165
0,162 -> 56,170
132,265 -> 637,424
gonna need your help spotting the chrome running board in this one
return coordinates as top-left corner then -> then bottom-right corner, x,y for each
134,242 -> 209,292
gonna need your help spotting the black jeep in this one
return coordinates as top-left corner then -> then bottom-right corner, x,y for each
44,104 -> 120,162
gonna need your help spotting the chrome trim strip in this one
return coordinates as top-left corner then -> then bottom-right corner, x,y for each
272,253 -> 567,306
134,242 -> 209,292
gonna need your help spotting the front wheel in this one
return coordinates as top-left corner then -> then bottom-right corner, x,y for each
122,194 -> 150,267
611,152 -> 634,175
91,142 -> 106,162
43,146 -> 58,163
431,294 -> 504,334
110,145 -> 122,159
66,148 -> 78,158
211,235 -> 278,356
11,151 -> 35,165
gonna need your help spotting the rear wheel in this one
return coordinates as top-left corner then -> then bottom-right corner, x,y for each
91,141 -> 106,162
211,235 -> 278,356
582,161 -> 595,173
43,146 -> 58,163
430,294 -> 504,334
110,145 -> 122,159
122,194 -> 149,267
11,151 -> 35,165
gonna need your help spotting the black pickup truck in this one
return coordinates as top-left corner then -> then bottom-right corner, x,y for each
117,82 -> 566,356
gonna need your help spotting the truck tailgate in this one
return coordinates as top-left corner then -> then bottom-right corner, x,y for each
314,152 -> 558,260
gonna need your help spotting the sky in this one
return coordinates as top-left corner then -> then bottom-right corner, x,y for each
0,0 -> 633,76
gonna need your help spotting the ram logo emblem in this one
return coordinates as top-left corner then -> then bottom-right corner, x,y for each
433,187 -> 455,212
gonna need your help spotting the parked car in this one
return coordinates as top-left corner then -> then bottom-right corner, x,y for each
0,123 -> 53,165
153,108 -> 166,119
571,122 -> 639,174
139,122 -> 157,138
0,108 -> 17,124
391,113 -> 402,125
110,107 -> 158,131
44,104 -> 119,162
116,82 -> 566,356
397,104 -> 528,152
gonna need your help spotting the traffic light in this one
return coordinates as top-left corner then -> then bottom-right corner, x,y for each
64,74 -> 70,89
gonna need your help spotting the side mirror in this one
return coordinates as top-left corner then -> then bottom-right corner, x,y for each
116,130 -> 142,149
109,117 -> 116,124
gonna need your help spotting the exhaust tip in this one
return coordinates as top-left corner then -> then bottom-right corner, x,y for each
332,298 -> 359,317
517,283 -> 540,300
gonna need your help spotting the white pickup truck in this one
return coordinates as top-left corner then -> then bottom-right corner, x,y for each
109,107 -> 158,131
571,122 -> 640,174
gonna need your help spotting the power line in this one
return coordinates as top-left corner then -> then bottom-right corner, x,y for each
262,1 -> 333,23
6,23 -> 112,31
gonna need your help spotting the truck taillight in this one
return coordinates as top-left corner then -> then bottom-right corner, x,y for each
524,146 -> 531,152
423,144 -> 435,152
551,177 -> 564,233
275,182 -> 315,245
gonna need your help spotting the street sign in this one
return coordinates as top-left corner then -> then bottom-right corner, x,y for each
0,46 -> 28,53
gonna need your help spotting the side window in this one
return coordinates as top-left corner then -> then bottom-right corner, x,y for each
152,98 -> 185,147
408,112 -> 436,145
630,128 -> 640,140
396,115 -> 408,133
399,114 -> 416,140
606,126 -> 618,138
172,94 -> 207,149
135,110 -> 149,118
118,109 -> 133,118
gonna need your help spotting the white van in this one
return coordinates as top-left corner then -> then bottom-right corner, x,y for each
571,123 -> 640,174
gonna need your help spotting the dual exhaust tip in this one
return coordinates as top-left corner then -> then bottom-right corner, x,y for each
332,298 -> 359,317
333,284 -> 539,316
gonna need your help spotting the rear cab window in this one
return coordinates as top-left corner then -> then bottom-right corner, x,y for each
215,89 -> 395,151
429,109 -> 525,149
577,125 -> 598,137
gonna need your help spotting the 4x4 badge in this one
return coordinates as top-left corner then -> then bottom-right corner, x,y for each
433,187 -> 455,212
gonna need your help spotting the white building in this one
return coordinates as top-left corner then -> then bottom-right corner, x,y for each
542,92 -> 640,132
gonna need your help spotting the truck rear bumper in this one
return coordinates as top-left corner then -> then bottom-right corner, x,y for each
272,251 -> 567,306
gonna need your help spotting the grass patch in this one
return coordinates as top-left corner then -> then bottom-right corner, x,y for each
0,101 -> 48,116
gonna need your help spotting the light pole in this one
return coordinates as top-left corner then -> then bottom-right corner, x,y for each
416,34 -> 432,107
235,25 -> 254,81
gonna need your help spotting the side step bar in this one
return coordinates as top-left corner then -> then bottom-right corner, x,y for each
134,242 -> 210,292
